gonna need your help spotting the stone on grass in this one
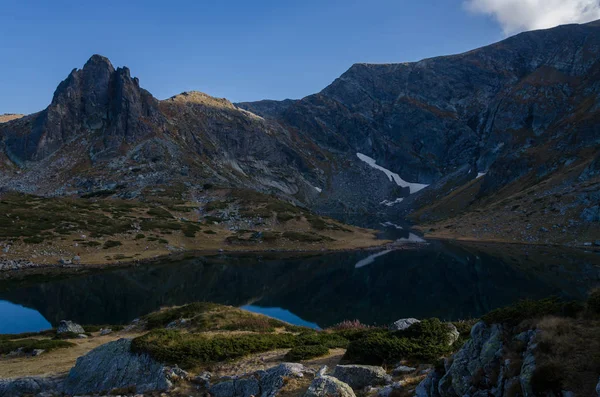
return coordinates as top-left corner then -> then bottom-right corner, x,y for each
389,318 -> 420,331
63,338 -> 170,394
332,365 -> 391,390
305,375 -> 356,397
57,320 -> 84,334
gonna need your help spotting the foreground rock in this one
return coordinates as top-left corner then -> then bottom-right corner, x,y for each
305,367 -> 356,397
210,363 -> 312,397
389,318 -> 420,331
56,320 -> 84,334
331,365 -> 391,390
416,321 -> 540,396
63,338 -> 171,394
0,376 -> 62,396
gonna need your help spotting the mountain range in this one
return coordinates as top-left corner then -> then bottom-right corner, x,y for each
1,21 -> 599,246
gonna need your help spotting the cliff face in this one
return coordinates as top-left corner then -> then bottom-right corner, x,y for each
1,22 -> 600,244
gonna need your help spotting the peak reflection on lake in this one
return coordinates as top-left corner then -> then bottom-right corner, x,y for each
0,240 -> 598,334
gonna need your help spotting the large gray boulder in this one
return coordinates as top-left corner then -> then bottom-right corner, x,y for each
0,377 -> 61,397
56,320 -> 84,334
210,363 -> 311,397
63,338 -> 170,394
332,365 -> 391,390
304,375 -> 356,397
437,321 -> 504,395
445,323 -> 460,346
389,318 -> 420,331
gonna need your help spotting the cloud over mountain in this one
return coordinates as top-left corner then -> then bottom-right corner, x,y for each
465,0 -> 600,34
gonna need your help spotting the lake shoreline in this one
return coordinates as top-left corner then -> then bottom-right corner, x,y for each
0,239 -> 425,280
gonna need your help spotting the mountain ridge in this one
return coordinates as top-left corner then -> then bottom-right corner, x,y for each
2,21 -> 600,246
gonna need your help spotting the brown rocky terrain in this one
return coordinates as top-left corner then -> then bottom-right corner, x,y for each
1,21 -> 599,249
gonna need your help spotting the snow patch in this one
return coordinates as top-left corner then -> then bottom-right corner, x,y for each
314,186 -> 322,193
356,153 -> 428,194
355,250 -> 393,268
397,233 -> 426,243
380,222 -> 403,230
476,172 -> 486,179
380,198 -> 403,206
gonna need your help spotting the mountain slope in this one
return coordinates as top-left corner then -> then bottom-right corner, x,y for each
1,22 -> 600,246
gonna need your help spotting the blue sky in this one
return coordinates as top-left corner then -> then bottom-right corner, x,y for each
0,0 -> 592,114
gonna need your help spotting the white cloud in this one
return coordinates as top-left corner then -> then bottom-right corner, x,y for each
465,0 -> 600,35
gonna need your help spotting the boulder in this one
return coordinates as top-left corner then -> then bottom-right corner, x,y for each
209,363 -> 311,397
192,371 -> 212,388
210,377 -> 259,397
63,338 -> 170,394
389,318 -> 420,331
446,323 -> 460,346
304,375 -> 356,397
0,377 -> 61,396
392,365 -> 416,375
437,321 -> 504,396
377,381 -> 404,397
332,365 -> 391,390
99,328 -> 112,335
57,320 -> 84,334
596,376 -> 600,396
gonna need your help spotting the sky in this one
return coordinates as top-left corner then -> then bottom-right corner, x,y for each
1,0 -> 599,115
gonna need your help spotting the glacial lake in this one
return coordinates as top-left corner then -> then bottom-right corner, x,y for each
1,239 -> 599,334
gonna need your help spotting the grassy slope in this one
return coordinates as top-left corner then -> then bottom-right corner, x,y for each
0,187 -> 388,268
411,155 -> 600,247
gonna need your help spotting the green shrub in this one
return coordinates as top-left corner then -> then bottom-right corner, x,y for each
285,345 -> 329,361
203,230 -> 217,234
23,235 -> 45,244
147,207 -> 173,218
143,302 -> 219,329
183,223 -> 201,237
282,231 -> 332,243
588,289 -> 600,314
131,329 -> 296,368
0,338 -> 75,354
103,240 -> 122,249
296,331 -> 350,348
343,319 -> 453,365
135,233 -> 146,240
482,298 -> 567,326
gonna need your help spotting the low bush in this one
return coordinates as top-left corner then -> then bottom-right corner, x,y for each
343,319 -> 454,365
588,288 -> 600,314
103,240 -> 122,249
282,231 -> 332,243
285,345 -> 329,361
147,207 -> 173,218
131,329 -> 297,368
482,298 -> 568,326
0,338 -> 75,355
143,302 -> 219,329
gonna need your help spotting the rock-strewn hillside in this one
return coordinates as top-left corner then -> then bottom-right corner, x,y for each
2,21 -> 600,246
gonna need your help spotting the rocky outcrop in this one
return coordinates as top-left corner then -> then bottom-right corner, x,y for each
56,320 -> 84,334
62,338 -> 170,394
331,365 -> 391,390
304,368 -> 356,397
0,376 -> 62,397
2,22 -> 600,238
416,321 -> 543,396
390,318 -> 420,331
209,363 -> 312,397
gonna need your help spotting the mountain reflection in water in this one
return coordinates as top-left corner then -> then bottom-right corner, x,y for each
0,240 -> 599,333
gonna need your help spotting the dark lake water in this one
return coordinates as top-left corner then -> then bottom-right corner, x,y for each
1,240 -> 599,334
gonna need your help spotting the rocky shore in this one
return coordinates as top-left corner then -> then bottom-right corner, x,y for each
1,294 -> 599,397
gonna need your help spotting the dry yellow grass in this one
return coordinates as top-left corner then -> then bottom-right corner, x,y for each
0,331 -> 144,379
0,114 -> 24,123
